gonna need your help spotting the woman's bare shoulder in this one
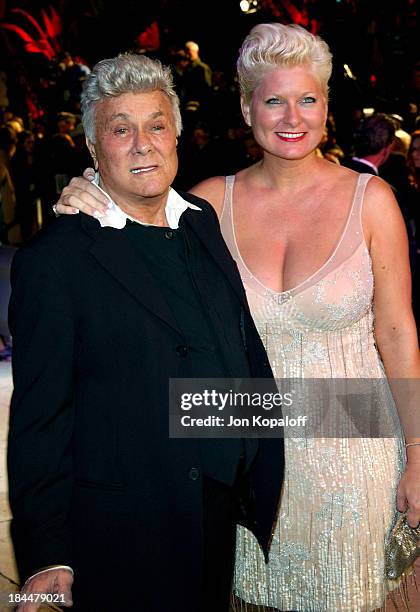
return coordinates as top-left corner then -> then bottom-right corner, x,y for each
188,176 -> 227,218
354,174 -> 406,254
362,174 -> 400,220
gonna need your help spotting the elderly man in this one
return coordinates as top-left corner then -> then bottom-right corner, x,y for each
8,54 -> 283,612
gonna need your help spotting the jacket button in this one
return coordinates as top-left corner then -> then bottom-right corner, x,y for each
176,345 -> 188,357
164,230 -> 174,240
188,467 -> 200,481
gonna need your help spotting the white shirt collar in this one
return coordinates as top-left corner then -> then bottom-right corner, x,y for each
91,176 -> 201,230
351,157 -> 379,175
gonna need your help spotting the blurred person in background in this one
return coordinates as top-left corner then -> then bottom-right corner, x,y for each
0,125 -> 21,244
407,130 -> 420,331
57,52 -> 91,113
11,130 -> 41,242
170,49 -> 190,109
50,112 -> 79,196
407,130 -> 420,191
183,40 -> 213,118
342,112 -> 395,175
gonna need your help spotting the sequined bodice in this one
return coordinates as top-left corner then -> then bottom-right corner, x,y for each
220,173 -> 382,379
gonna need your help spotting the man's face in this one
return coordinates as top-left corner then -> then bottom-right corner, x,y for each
185,43 -> 199,61
87,91 -> 178,207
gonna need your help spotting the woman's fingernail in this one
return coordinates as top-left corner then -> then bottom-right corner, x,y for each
93,210 -> 106,219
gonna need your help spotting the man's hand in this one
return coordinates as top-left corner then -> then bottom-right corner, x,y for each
55,168 -> 109,218
16,569 -> 73,611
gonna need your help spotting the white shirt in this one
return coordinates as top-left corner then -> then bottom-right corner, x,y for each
92,177 -> 201,229
351,156 -> 378,175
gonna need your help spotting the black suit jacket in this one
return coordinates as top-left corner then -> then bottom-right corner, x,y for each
8,192 -> 284,611
341,157 -> 378,175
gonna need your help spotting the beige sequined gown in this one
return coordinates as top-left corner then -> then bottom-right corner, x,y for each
220,173 -> 405,612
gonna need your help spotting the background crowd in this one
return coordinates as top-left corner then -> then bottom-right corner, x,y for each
0,0 -> 419,329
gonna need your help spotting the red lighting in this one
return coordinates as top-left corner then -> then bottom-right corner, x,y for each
0,6 -> 62,60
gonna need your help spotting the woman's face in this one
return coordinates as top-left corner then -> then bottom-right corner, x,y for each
410,136 -> 420,169
243,65 -> 328,162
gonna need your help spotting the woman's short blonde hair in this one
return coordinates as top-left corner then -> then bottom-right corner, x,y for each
237,23 -> 333,104
81,53 -> 182,143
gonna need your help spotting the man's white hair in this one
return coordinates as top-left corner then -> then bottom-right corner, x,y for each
81,53 -> 182,143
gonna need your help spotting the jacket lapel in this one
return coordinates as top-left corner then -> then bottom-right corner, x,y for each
81,214 -> 183,336
180,196 -> 249,310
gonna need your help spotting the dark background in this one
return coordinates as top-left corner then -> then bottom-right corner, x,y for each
0,0 -> 418,122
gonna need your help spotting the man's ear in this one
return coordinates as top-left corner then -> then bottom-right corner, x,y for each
86,138 -> 98,170
241,98 -> 252,127
381,143 -> 392,165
